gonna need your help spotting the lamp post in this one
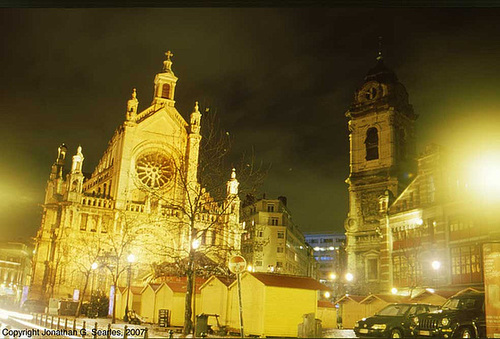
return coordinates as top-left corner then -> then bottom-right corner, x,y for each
191,239 -> 200,336
91,262 -> 98,297
431,260 -> 441,288
124,253 -> 136,322
329,273 -> 337,300
344,272 -> 354,295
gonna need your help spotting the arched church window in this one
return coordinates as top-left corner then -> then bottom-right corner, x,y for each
161,84 -> 171,99
365,127 -> 379,160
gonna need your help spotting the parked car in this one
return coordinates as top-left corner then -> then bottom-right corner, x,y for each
412,291 -> 485,339
354,303 -> 439,338
21,299 -> 47,313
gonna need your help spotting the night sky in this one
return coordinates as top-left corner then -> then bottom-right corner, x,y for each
1,8 -> 500,241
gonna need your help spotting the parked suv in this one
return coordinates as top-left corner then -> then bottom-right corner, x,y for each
354,303 -> 439,338
412,291 -> 485,338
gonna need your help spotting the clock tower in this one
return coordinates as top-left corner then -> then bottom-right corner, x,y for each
344,52 -> 418,293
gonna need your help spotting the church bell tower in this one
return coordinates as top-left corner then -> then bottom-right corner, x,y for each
344,49 -> 418,293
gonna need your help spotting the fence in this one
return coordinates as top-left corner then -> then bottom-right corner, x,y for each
29,313 -> 149,338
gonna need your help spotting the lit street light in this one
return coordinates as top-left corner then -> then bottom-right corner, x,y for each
432,260 -> 441,288
91,262 -> 98,297
192,239 -> 200,336
124,254 -> 136,322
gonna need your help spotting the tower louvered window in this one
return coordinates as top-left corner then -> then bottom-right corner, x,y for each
365,127 -> 379,160
161,84 -> 171,99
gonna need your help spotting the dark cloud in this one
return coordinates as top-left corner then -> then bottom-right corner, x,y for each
1,8 -> 500,240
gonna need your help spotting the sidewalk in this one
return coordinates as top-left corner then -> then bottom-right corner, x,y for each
323,328 -> 357,338
23,313 -> 358,338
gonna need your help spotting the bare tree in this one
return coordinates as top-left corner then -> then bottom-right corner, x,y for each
393,226 -> 423,297
137,106 -> 266,335
66,231 -> 103,317
99,213 -> 141,324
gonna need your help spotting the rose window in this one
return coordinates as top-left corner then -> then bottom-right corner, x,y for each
135,152 -> 174,189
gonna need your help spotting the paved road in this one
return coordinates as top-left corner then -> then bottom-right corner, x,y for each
324,328 -> 357,338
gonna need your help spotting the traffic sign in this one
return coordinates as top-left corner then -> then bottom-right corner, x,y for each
228,255 -> 247,274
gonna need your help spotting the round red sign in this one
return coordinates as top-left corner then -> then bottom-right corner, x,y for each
228,255 -> 247,274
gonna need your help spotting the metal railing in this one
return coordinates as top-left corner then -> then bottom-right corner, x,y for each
29,313 -> 149,338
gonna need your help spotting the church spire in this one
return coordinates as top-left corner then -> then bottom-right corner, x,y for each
190,101 -> 202,134
71,145 -> 84,173
152,51 -> 179,106
126,88 -> 139,121
226,168 -> 239,196
162,50 -> 175,73
377,36 -> 383,61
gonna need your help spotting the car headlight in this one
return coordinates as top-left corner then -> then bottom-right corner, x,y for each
413,316 -> 419,325
441,318 -> 449,327
371,324 -> 387,330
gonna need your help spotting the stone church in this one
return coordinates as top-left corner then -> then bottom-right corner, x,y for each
344,52 -> 418,294
30,52 -> 243,301
345,52 -> 500,295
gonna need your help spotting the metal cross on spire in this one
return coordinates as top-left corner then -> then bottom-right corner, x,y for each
377,36 -> 383,61
163,50 -> 174,72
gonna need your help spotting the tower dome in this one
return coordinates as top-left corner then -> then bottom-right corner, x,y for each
364,58 -> 398,84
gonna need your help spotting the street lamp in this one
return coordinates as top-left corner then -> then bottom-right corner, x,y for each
431,260 -> 441,288
91,262 -> 98,297
192,239 -> 200,336
124,254 -> 136,322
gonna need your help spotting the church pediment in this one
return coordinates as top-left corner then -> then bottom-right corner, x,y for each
136,106 -> 187,137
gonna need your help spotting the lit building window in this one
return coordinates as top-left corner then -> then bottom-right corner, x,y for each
451,245 -> 482,285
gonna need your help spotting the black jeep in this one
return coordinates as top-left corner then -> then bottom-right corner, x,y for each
412,291 -> 485,338
354,303 -> 439,338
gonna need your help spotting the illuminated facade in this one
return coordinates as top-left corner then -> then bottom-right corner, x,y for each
30,53 -> 242,301
240,196 -> 317,277
379,144 -> 500,293
346,54 -> 500,294
344,53 -> 417,294
0,242 -> 31,304
304,232 -> 345,283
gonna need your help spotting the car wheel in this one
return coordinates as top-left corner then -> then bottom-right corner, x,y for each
390,328 -> 403,338
458,327 -> 475,339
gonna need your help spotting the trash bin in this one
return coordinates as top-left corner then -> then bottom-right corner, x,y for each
195,314 -> 209,337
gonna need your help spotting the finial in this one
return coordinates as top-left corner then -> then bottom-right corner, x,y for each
194,101 -> 199,113
77,145 -> 83,154
377,36 -> 383,61
231,168 -> 236,179
132,88 -> 137,99
162,50 -> 174,72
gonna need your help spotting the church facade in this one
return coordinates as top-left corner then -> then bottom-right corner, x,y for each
30,53 -> 243,301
